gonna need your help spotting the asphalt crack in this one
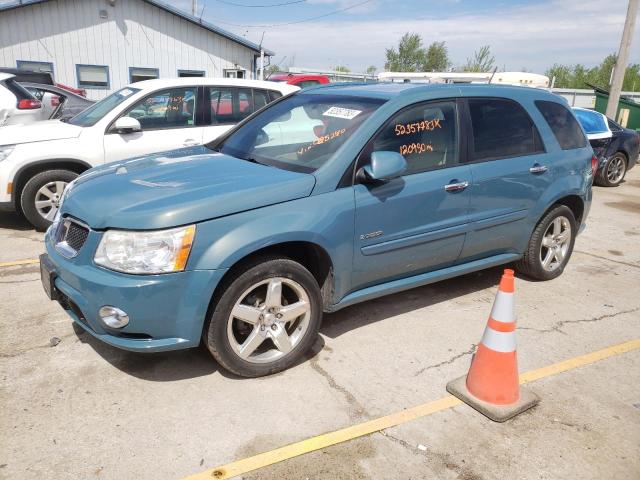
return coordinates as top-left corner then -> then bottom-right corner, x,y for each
0,331 -> 84,358
518,307 -> 640,334
310,352 -> 370,420
378,430 -> 426,456
574,250 -> 640,269
413,344 -> 476,377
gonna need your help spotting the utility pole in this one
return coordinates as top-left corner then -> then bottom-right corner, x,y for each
606,0 -> 639,118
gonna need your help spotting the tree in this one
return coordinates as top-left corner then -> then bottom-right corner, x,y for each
385,34 -> 452,72
264,64 -> 280,77
544,54 -> 640,91
333,65 -> 351,73
424,41 -> 450,71
385,32 -> 426,72
464,45 -> 495,72
366,65 -> 377,75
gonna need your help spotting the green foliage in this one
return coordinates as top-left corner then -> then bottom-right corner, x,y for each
333,65 -> 351,73
545,54 -> 640,91
385,33 -> 452,72
464,45 -> 495,73
366,65 -> 377,75
424,41 -> 451,71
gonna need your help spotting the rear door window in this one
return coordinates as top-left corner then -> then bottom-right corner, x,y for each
535,100 -> 587,150
371,101 -> 459,175
468,98 -> 544,161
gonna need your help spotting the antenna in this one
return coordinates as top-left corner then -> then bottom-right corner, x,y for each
488,66 -> 498,84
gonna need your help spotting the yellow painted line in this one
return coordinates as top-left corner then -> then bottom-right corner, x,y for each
184,338 -> 640,480
0,258 -> 39,267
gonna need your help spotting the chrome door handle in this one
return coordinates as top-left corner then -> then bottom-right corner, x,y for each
444,180 -> 469,192
529,164 -> 548,174
183,139 -> 199,147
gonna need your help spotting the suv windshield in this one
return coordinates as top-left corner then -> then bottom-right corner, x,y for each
68,87 -> 141,127
214,93 -> 386,172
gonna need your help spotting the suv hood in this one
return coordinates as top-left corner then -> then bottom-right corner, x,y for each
61,146 -> 317,230
0,119 -> 82,145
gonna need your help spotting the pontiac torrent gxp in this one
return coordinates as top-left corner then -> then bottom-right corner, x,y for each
41,83 -> 593,377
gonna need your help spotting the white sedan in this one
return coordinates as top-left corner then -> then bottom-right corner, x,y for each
0,77 -> 298,230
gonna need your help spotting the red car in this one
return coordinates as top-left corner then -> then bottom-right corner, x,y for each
268,73 -> 330,89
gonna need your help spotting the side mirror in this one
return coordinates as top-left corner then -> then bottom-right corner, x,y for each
357,151 -> 407,183
113,116 -> 141,134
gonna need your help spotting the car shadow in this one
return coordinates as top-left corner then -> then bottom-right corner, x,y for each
320,266 -> 505,339
72,322 -> 326,381
0,212 -> 32,231
71,266 -> 507,381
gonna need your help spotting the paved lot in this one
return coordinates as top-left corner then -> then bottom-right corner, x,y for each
1,169 -> 639,480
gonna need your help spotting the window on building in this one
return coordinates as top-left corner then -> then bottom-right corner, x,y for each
468,98 -> 544,161
371,101 -> 458,176
224,69 -> 245,79
178,70 -> 205,78
17,60 -> 54,76
129,67 -> 159,83
76,64 -> 109,89
536,101 -> 588,150
125,87 -> 197,130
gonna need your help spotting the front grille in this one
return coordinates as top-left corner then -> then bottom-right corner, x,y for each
65,222 -> 89,252
55,218 -> 89,258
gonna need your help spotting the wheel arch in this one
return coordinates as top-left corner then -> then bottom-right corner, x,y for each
552,194 -> 585,225
206,240 -> 335,320
13,159 -> 92,207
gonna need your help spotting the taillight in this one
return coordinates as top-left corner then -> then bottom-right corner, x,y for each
17,99 -> 41,110
591,154 -> 598,175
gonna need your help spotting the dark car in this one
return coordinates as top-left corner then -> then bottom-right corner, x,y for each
22,82 -> 94,121
573,107 -> 639,187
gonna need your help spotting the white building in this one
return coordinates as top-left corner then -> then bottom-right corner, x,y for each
0,0 -> 273,99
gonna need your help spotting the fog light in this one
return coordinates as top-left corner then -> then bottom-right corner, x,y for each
99,306 -> 129,329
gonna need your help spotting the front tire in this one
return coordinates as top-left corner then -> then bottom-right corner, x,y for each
516,205 -> 577,281
595,152 -> 627,187
204,256 -> 323,377
20,169 -> 78,231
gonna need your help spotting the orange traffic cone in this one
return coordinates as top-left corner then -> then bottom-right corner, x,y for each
446,269 -> 539,422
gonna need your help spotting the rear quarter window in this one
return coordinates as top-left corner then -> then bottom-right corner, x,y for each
468,98 -> 544,161
535,100 -> 587,150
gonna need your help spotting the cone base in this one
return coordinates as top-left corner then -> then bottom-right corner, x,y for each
446,375 -> 539,423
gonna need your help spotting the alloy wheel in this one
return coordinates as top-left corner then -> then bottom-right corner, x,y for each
34,180 -> 68,221
539,216 -> 572,272
606,155 -> 626,184
226,277 -> 311,364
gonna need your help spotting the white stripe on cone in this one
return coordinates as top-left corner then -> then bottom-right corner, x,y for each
481,327 -> 517,353
490,291 -> 515,324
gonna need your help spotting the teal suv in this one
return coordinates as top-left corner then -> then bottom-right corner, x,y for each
41,83 -> 593,377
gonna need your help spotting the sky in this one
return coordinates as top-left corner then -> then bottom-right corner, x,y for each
173,0 -> 640,74
1,0 -> 638,74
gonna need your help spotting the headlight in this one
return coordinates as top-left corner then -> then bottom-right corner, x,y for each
0,145 -> 15,162
94,225 -> 196,274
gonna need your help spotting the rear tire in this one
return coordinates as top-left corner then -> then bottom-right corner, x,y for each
204,255 -> 323,377
20,169 -> 78,231
595,152 -> 627,187
515,205 -> 576,281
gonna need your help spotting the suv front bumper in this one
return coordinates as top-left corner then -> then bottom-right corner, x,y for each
42,233 -> 227,353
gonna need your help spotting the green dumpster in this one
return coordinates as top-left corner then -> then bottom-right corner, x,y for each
592,85 -> 640,132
